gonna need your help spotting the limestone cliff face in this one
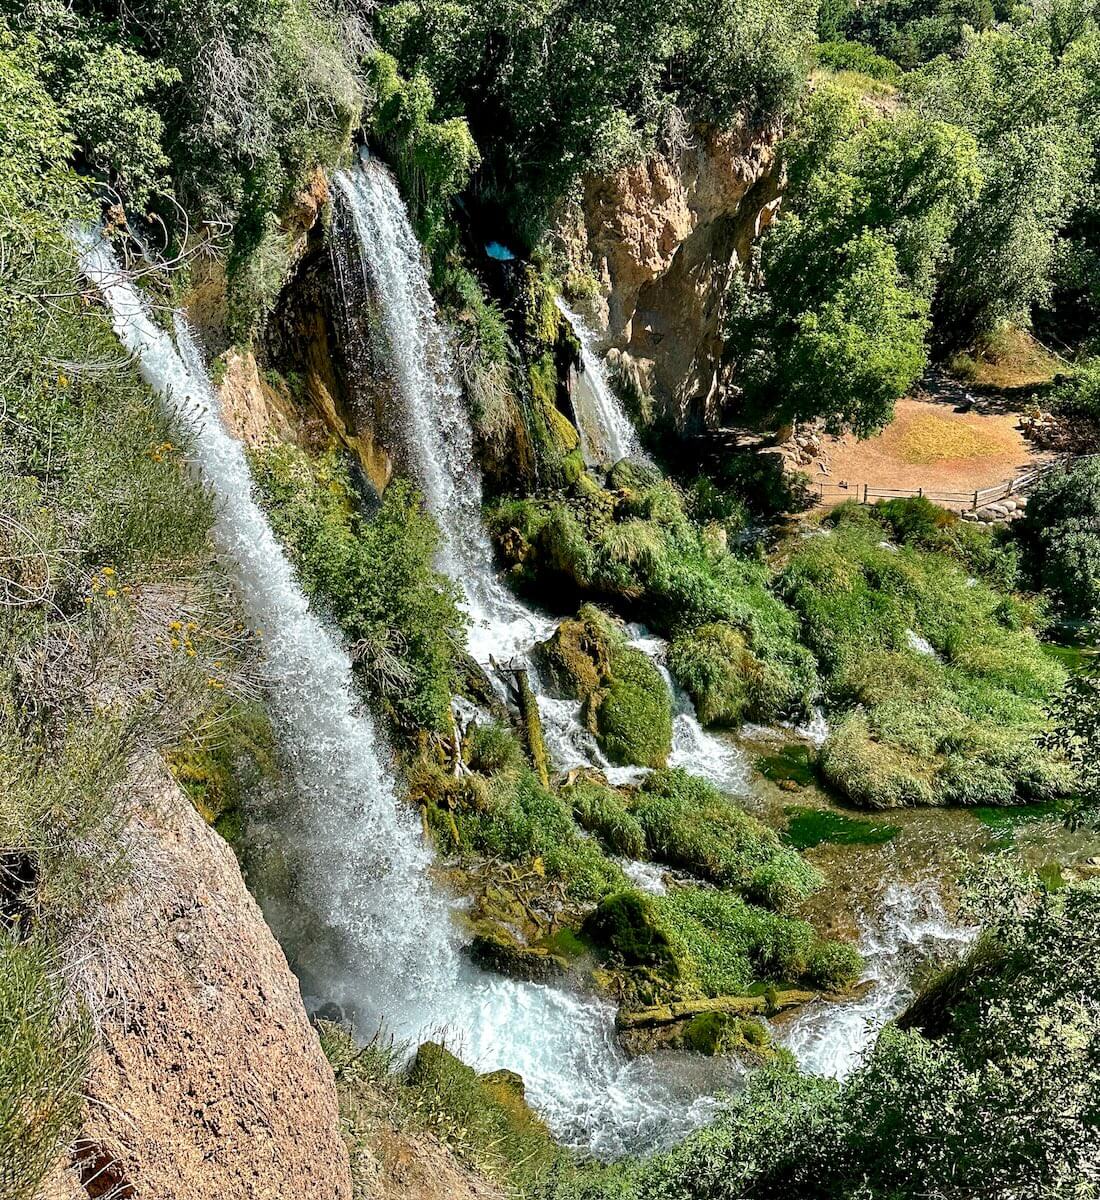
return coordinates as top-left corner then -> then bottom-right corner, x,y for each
561,123 -> 782,432
57,767 -> 352,1200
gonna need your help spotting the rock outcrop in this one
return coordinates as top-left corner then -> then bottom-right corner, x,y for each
559,122 -> 782,431
57,766 -> 351,1200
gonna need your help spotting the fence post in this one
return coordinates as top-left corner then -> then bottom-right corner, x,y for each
973,489 -> 978,509
863,483 -> 869,504
917,487 -> 923,499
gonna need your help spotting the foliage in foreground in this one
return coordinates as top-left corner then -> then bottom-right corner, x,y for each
0,937 -> 90,1200
1017,455 -> 1100,621
551,868 -> 1100,1200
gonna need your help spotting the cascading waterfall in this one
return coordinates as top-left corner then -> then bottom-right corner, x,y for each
333,157 -> 552,668
75,226 -> 738,1156
79,159 -> 972,1157
323,155 -> 971,1150
555,298 -> 650,467
779,883 -> 976,1077
74,231 -> 453,1028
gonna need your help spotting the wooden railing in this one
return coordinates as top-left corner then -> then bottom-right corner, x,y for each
810,459 -> 1065,512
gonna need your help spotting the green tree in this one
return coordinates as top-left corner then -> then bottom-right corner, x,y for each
728,84 -> 979,434
1016,455 -> 1100,619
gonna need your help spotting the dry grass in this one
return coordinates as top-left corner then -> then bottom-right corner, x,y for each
949,329 -> 1063,390
885,413 -> 1018,465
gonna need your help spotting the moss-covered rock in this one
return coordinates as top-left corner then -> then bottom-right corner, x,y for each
468,923 -> 568,982
582,891 -> 683,976
537,605 -> 672,768
683,1011 -> 773,1057
568,779 -> 646,858
633,769 -> 822,909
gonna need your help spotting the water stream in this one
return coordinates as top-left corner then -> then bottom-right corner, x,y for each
555,297 -> 649,467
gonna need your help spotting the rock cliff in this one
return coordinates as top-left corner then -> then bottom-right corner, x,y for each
51,766 -> 352,1200
559,123 -> 782,432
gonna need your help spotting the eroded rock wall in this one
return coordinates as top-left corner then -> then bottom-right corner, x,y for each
561,123 -> 782,432
59,766 -> 352,1200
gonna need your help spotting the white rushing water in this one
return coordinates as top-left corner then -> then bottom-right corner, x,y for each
779,882 -> 975,1077
74,225 -> 746,1156
555,298 -> 649,467
333,155 -> 552,668
75,231 -> 452,1023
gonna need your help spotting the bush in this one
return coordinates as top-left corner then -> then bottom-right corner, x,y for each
668,622 -> 807,724
250,445 -> 466,736
0,937 -> 90,1200
653,887 -> 860,997
453,770 -> 626,904
568,781 -> 647,859
466,722 -> 526,775
816,39 -> 903,82
1016,456 -> 1100,619
780,515 -> 1070,806
633,769 -> 822,908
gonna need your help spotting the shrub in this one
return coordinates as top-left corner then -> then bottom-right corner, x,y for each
453,770 -> 626,903
568,781 -> 647,859
816,39 -> 902,82
633,769 -> 822,908
0,936 -> 90,1200
466,721 -> 526,775
250,445 -> 465,736
780,517 -> 1070,806
1016,456 -> 1100,619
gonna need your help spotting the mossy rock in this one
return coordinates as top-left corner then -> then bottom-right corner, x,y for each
591,645 -> 672,768
537,605 -> 671,768
537,604 -> 617,699
608,458 -> 660,492
683,1012 -> 773,1057
668,623 -> 760,726
468,923 -> 568,982
582,890 -> 682,976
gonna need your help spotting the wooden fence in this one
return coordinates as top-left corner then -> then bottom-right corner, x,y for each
809,460 -> 1062,512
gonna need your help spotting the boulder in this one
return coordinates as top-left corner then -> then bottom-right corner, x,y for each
58,765 -> 351,1200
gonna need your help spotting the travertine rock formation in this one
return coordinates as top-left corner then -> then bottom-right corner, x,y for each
60,768 -> 352,1200
561,123 -> 782,431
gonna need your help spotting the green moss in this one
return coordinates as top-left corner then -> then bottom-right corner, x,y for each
568,780 -> 646,858
783,806 -> 900,850
781,514 -> 1072,808
538,606 -> 672,768
591,886 -> 862,1000
582,890 -> 684,974
633,769 -> 822,910
595,645 -> 673,768
971,801 -> 1065,848
684,1011 -> 774,1057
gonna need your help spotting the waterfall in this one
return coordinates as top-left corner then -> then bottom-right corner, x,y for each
779,883 -> 976,1077
74,231 -> 454,1028
78,163 -> 971,1156
556,297 -> 649,468
74,227 -> 743,1156
333,157 -> 552,667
